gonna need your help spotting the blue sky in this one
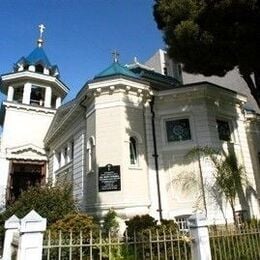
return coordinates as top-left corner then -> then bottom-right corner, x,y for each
0,0 -> 164,101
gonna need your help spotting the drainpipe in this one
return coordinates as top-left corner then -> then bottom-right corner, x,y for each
150,96 -> 163,222
197,152 -> 208,217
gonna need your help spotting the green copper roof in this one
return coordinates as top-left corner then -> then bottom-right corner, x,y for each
94,62 -> 140,80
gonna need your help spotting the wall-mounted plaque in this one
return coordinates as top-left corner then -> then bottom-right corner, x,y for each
98,164 -> 121,192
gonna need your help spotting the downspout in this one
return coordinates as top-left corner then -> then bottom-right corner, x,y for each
150,96 -> 163,222
197,153 -> 208,217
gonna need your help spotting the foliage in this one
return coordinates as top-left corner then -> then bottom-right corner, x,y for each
44,213 -> 99,259
125,216 -> 186,259
154,0 -> 260,107
2,183 -> 76,224
161,219 -> 179,230
151,219 -> 180,236
125,214 -> 157,237
102,209 -> 119,237
48,213 -> 99,237
0,183 -> 76,241
187,146 -> 247,223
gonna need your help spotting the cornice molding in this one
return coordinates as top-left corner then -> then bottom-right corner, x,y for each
88,77 -> 150,91
1,71 -> 69,94
156,84 -> 247,105
3,101 -> 56,114
5,143 -> 47,161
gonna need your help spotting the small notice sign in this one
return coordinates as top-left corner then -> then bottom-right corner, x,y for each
98,164 -> 121,192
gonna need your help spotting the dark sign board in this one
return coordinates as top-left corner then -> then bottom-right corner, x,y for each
98,164 -> 121,192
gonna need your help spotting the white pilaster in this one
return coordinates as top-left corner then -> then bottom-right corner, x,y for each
68,142 -> 72,162
7,86 -> 14,102
56,97 -> 61,108
22,83 -> 32,105
44,86 -> 52,108
53,151 -> 59,172
61,148 -> 65,167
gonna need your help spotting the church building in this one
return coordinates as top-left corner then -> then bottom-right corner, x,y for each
1,26 -> 260,226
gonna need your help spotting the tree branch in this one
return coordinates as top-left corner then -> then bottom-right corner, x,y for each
241,72 -> 260,108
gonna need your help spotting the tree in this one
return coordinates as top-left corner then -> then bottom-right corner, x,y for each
2,183 -> 77,223
102,209 -> 119,237
0,183 -> 77,240
154,0 -> 260,108
187,146 -> 247,224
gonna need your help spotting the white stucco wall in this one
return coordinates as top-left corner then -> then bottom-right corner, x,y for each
84,90 -> 150,218
0,103 -> 55,207
153,84 -> 259,224
46,106 -> 86,208
1,104 -> 55,149
246,117 -> 260,197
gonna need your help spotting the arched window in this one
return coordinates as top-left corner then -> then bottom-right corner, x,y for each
129,137 -> 138,165
87,137 -> 96,172
56,151 -> 61,169
35,64 -> 44,73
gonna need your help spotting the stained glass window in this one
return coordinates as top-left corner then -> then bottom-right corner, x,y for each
216,120 -> 231,141
166,119 -> 191,142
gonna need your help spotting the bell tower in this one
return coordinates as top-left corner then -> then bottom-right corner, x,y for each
0,25 -> 69,208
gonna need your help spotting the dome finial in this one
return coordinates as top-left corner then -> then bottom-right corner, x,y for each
112,50 -> 120,63
37,24 -> 46,47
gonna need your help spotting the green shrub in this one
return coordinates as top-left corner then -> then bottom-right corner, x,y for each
45,213 -> 99,259
3,183 -> 76,223
48,213 -> 99,237
125,216 -> 181,260
125,214 -> 157,237
102,209 -> 119,237
0,183 -> 76,241
160,219 -> 179,232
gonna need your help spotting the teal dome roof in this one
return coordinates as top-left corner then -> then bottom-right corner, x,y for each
14,46 -> 60,77
94,62 -> 140,80
16,47 -> 52,68
25,47 -> 51,67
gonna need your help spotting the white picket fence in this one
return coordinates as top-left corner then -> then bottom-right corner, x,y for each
1,211 -> 211,260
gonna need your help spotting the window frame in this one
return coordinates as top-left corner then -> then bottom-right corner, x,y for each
30,85 -> 45,106
216,118 -> 233,142
165,118 -> 192,143
86,137 -> 96,173
35,64 -> 44,73
54,139 -> 74,172
174,214 -> 191,231
129,136 -> 138,166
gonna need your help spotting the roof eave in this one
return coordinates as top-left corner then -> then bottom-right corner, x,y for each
1,71 -> 69,95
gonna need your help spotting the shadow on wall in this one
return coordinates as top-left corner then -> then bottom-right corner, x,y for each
81,86 -> 259,225
153,94 -> 258,224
